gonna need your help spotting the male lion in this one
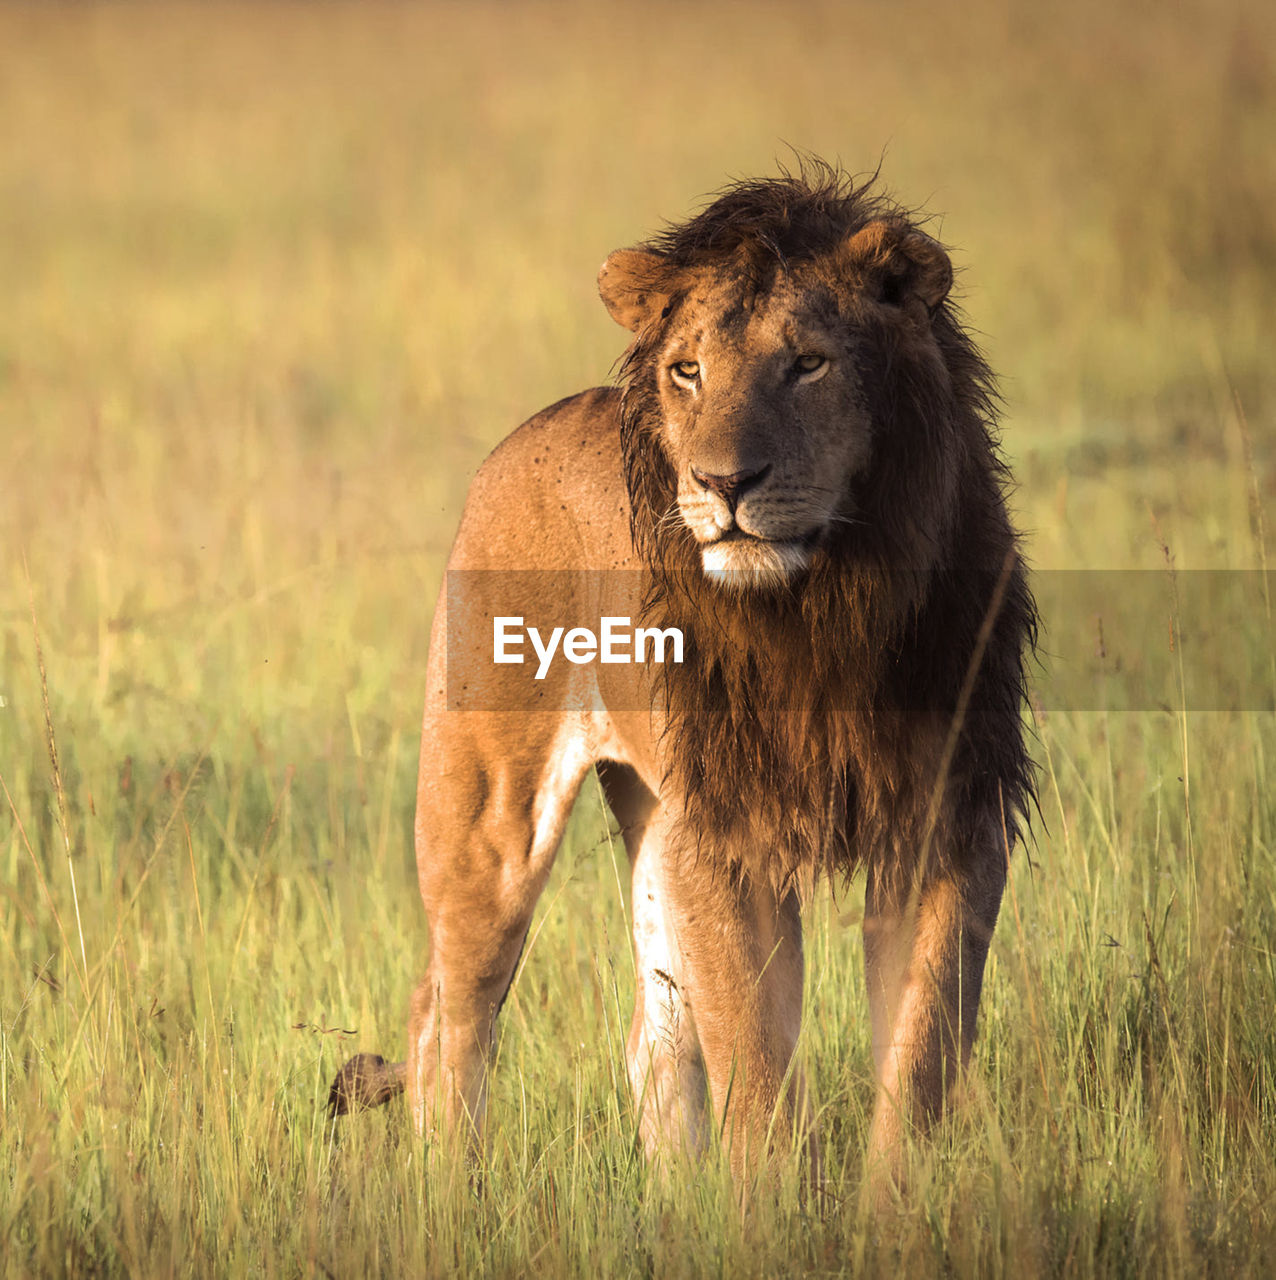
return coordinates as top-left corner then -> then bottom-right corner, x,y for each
330,163 -> 1036,1191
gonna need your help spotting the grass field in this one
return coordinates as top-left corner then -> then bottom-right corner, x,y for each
2,1 -> 1275,1275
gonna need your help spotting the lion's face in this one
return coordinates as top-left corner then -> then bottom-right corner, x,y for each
649,268 -> 872,589
600,220 -> 953,590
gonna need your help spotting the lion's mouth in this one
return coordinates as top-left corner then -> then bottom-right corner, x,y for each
714,527 -> 823,550
700,527 -> 823,590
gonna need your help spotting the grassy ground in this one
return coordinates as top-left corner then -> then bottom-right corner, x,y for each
2,1 -> 1274,1274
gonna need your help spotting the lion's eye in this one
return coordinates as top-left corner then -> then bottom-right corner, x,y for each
794,354 -> 828,378
669,360 -> 701,388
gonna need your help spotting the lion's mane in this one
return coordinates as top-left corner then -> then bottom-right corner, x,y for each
618,162 -> 1037,889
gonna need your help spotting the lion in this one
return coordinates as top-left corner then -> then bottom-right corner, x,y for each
329,161 -> 1036,1193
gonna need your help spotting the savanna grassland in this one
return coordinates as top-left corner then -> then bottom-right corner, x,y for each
2,1 -> 1275,1275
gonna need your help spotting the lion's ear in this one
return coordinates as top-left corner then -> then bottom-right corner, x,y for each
598,249 -> 669,332
839,219 -> 953,314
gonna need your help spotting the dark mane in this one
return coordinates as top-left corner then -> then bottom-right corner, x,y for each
643,158 -> 903,271
617,163 -> 1037,891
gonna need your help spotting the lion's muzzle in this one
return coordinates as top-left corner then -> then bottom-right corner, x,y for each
689,464 -> 771,513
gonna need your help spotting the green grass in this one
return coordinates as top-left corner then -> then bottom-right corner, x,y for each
2,0 -> 1275,1274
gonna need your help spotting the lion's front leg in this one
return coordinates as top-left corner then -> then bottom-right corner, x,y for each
663,853 -> 812,1182
596,766 -> 710,1160
861,835 -> 1007,1192
626,815 -> 709,1160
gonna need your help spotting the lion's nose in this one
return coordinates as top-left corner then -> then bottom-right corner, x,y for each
691,464 -> 771,512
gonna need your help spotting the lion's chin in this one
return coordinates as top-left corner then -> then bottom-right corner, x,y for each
701,537 -> 811,591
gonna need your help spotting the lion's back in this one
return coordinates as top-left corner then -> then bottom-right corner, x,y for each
447,386 -> 635,573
